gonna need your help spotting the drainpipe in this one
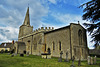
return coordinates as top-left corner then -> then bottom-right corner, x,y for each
31,35 -> 33,54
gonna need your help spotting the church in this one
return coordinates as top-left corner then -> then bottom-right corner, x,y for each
16,7 -> 89,60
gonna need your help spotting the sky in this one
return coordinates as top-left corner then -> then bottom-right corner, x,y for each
0,0 -> 94,49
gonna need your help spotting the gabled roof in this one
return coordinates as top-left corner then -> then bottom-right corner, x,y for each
0,43 -> 12,48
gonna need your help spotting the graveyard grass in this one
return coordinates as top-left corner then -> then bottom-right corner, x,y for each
0,54 -> 100,67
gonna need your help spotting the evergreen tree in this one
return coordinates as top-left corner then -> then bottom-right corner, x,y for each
80,0 -> 100,48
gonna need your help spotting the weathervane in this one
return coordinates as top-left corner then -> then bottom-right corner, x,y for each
28,3 -> 29,7
28,0 -> 29,7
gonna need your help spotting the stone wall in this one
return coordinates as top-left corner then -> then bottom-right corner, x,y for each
89,49 -> 100,55
18,44 -> 26,54
14,42 -> 26,54
70,23 -> 88,60
44,26 -> 71,59
44,23 -> 89,60
18,25 -> 33,38
18,23 -> 88,60
18,27 -> 54,55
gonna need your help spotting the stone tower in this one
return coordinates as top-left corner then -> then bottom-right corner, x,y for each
18,7 -> 33,38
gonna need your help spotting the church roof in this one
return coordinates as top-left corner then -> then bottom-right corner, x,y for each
44,23 -> 85,34
0,43 -> 12,48
44,25 -> 70,34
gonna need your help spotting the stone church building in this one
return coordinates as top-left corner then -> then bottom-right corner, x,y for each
17,7 -> 88,60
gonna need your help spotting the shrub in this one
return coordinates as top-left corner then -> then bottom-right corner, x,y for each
10,49 -> 14,54
0,49 -> 4,54
89,54 -> 100,58
23,50 -> 26,54
5,50 -> 8,53
20,54 -> 24,57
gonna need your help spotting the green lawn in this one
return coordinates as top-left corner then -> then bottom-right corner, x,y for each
0,54 -> 100,67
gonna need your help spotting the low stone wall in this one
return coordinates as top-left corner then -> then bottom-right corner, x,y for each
89,49 -> 100,55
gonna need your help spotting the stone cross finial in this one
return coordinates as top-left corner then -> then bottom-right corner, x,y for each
78,21 -> 80,24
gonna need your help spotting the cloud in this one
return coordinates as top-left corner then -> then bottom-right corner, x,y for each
0,0 -> 49,28
51,13 -> 94,49
56,0 -> 90,6
0,0 -> 94,49
0,27 -> 19,43
51,13 -> 82,24
0,0 -> 49,43
0,4 -> 23,28
48,0 -> 56,4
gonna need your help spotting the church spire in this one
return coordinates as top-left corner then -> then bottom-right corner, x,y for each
23,7 -> 30,26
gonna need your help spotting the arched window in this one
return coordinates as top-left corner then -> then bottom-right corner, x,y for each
45,44 -> 46,51
48,48 -> 51,54
59,41 -> 61,51
53,42 -> 55,50
74,48 -> 76,56
78,29 -> 82,45
27,40 -> 30,50
34,38 -> 37,50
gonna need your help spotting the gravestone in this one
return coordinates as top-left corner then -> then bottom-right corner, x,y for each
11,53 -> 14,57
70,56 -> 75,67
94,56 -> 96,64
26,52 -> 29,56
20,54 -> 24,57
14,53 -> 17,56
58,51 -> 63,62
99,63 -> 100,67
87,56 -> 91,65
10,49 -> 14,54
90,57 -> 93,65
78,59 -> 81,66
23,50 -> 26,54
64,52 -> 69,62
8,53 -> 10,55
1,50 -> 4,54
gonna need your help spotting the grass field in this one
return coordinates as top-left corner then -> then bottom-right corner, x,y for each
0,53 -> 100,67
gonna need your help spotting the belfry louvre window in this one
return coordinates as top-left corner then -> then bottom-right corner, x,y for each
59,41 -> 61,51
53,42 -> 55,50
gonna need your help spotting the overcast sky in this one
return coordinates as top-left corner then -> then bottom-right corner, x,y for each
0,0 -> 94,49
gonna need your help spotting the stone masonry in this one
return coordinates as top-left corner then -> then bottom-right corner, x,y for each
17,7 -> 89,60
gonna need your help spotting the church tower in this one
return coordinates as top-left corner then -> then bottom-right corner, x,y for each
18,7 -> 33,38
